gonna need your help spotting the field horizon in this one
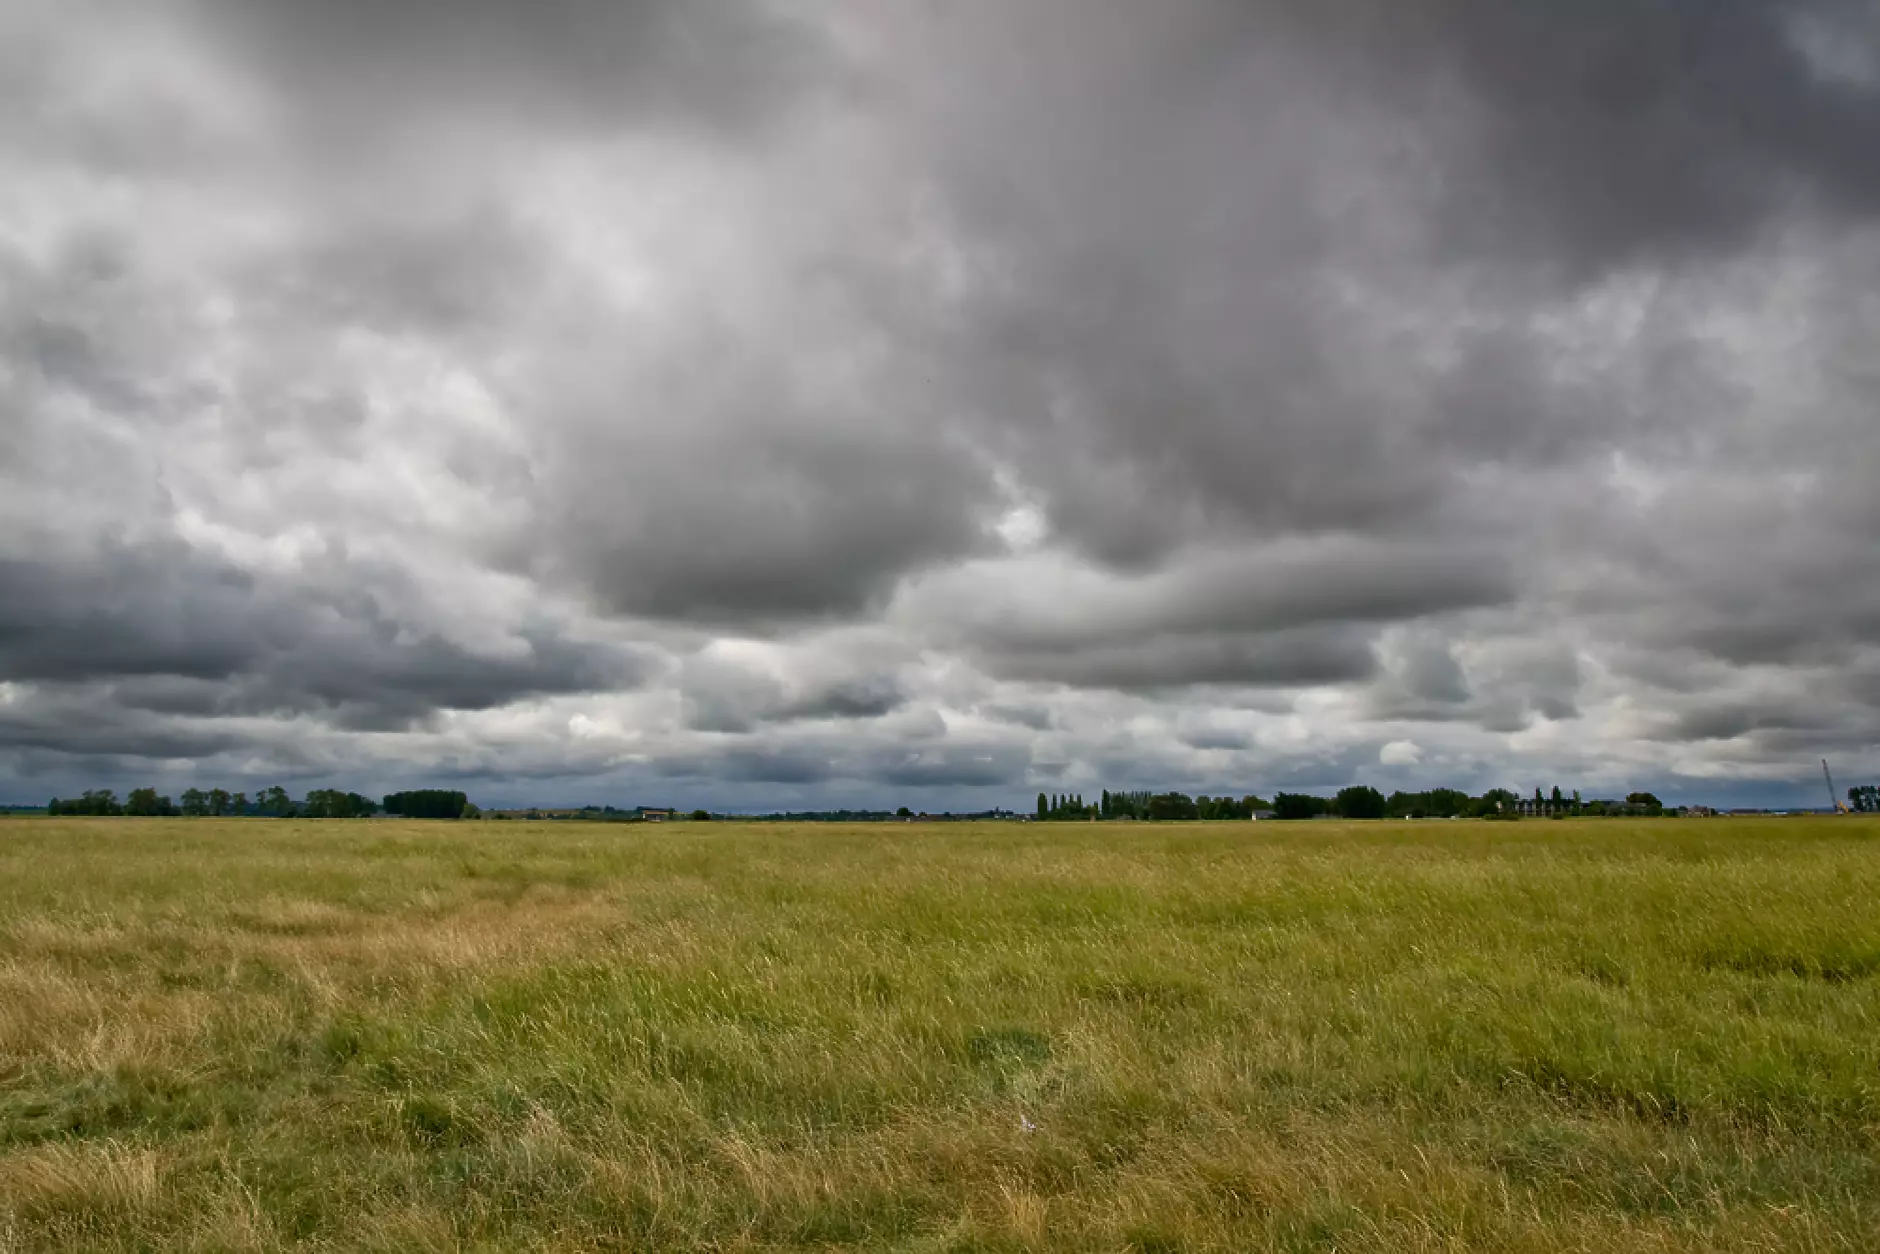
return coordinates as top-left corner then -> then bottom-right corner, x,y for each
3,815 -> 1878,1251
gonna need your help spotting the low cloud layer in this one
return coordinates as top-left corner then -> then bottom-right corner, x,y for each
4,0 -> 1878,808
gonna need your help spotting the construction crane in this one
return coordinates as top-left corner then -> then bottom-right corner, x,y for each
1823,760 -> 1851,814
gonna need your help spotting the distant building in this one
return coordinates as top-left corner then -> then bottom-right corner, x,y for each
1249,810 -> 1277,821
637,807 -> 675,821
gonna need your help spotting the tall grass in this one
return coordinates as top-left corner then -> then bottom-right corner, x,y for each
2,816 -> 1877,1250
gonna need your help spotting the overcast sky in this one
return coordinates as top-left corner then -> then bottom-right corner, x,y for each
4,0 -> 1879,810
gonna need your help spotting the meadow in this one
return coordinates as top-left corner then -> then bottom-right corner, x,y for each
1,815 -> 1878,1252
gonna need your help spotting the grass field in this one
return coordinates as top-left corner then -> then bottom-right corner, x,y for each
2,816 -> 1878,1251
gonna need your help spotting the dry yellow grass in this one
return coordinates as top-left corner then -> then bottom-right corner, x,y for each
1,814 -> 1878,1250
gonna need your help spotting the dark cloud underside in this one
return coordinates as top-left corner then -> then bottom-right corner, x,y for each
1,0 -> 1876,805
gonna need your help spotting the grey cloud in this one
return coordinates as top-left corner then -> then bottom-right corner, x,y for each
0,688 -> 252,763
877,742 -> 1031,789
781,675 -> 906,722
3,0 -> 1879,807
1178,728 -> 1252,752
1665,701 -> 1840,745
658,743 -> 836,786
194,0 -> 839,147
1378,631 -> 1473,711
559,438 -> 995,626
0,539 -> 645,731
902,542 -> 1509,693
1470,640 -> 1584,731
1400,0 -> 1880,276
983,629 -> 1379,694
255,207 -> 551,340
650,728 -> 1031,791
982,704 -> 1053,732
680,657 -> 784,734
907,543 -> 1514,655
680,653 -> 907,732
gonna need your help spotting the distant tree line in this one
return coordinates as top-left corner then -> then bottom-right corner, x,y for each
1274,786 -> 1672,820
1033,791 -> 1274,821
47,786 -> 480,819
1851,786 -> 1880,813
1016,783 -> 1687,822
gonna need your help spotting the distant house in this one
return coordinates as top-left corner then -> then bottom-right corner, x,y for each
1248,810 -> 1277,821
637,807 -> 676,822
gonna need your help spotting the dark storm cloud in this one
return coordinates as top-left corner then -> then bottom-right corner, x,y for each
847,0 -> 1880,580
0,691 -> 250,763
256,208 -> 551,340
1368,631 -> 1474,721
680,655 -> 907,733
983,629 -> 1379,694
1178,727 -> 1252,753
783,675 -> 907,722
3,0 -> 1879,802
651,732 -> 1030,791
193,0 -> 837,145
658,743 -> 836,786
1665,701 -> 1840,745
0,540 -> 645,731
1397,0 -> 1880,276
557,425 -> 996,626
904,542 -> 1512,693
982,705 -> 1054,732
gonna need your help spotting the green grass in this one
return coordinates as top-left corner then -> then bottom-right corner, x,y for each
2,815 -> 1878,1251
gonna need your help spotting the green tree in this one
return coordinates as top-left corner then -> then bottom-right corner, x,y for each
180,787 -> 208,817
1272,792 -> 1328,821
1426,788 -> 1470,817
1474,788 -> 1518,817
1335,785 -> 1386,819
231,792 -> 249,815
302,789 -> 377,819
1036,793 -> 1047,820
1626,791 -> 1663,812
125,787 -> 175,817
209,788 -> 231,817
382,790 -> 470,819
259,786 -> 294,817
1145,792 -> 1197,821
